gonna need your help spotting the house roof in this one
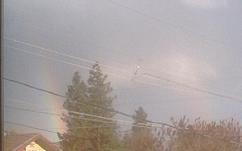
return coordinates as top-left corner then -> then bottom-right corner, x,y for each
4,133 -> 60,151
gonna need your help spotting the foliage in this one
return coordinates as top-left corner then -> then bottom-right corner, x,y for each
167,116 -> 240,151
57,63 -> 241,151
125,107 -> 163,151
58,63 -> 118,151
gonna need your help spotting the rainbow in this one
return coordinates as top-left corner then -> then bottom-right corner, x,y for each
38,62 -> 66,134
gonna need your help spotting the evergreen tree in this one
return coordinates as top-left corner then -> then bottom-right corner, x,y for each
58,63 -> 118,151
87,63 -> 118,151
132,107 -> 148,133
58,72 -> 89,151
128,107 -> 159,151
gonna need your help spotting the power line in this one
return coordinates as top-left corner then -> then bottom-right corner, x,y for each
4,32 -> 223,86
3,76 -> 136,118
4,104 -> 156,127
5,105 -> 159,129
4,38 -> 129,75
105,0 -> 241,52
5,121 -> 58,134
1,77 -> 182,129
4,77 -> 65,97
6,98 -> 54,111
5,105 -> 241,145
3,43 -> 242,142
5,99 -> 123,126
6,45 -> 175,91
3,76 -> 175,127
7,44 -> 215,107
4,108 -> 125,131
6,104 -> 242,141
142,73 -> 242,103
5,121 -> 120,139
5,38 -> 212,88
3,78 -> 241,145
7,44 -> 186,106
6,45 -> 129,80
5,43 -> 242,105
6,46 -> 95,73
3,45 -> 242,136
3,72 -> 242,128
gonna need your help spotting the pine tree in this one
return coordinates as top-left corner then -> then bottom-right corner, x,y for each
87,63 -> 118,151
128,107 -> 159,151
58,63 -> 118,151
132,107 -> 148,133
58,72 -> 89,151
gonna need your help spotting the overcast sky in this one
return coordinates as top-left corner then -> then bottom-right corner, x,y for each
3,0 -> 242,141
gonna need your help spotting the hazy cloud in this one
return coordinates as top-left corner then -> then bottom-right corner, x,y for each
181,0 -> 228,9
